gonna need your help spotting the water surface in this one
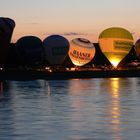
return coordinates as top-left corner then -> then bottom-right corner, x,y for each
0,78 -> 140,140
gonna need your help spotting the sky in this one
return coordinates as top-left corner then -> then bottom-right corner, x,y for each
1,0 -> 140,43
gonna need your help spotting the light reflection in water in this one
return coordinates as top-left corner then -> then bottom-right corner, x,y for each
109,78 -> 122,140
66,79 -> 98,139
0,81 -> 4,99
68,79 -> 93,109
44,81 -> 51,96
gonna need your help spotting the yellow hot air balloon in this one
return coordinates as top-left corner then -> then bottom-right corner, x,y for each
99,27 -> 133,67
69,38 -> 95,66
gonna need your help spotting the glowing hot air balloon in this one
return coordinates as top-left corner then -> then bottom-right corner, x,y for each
0,17 -> 15,67
99,27 -> 133,67
68,38 -> 95,66
135,39 -> 140,58
43,35 -> 69,65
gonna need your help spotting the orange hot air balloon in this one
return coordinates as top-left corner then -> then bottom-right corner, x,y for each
68,38 -> 95,66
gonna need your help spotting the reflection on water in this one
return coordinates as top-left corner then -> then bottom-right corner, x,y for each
0,81 -> 9,101
0,82 -> 3,98
109,78 -> 122,140
0,78 -> 140,140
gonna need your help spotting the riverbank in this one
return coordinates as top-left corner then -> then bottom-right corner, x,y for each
0,68 -> 140,80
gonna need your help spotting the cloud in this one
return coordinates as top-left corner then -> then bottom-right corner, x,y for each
62,32 -> 86,36
42,32 -> 88,37
131,32 -> 135,35
24,22 -> 39,25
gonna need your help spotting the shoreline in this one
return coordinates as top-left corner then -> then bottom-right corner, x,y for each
0,68 -> 140,80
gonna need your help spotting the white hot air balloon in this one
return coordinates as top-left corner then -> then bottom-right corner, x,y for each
43,35 -> 69,65
99,27 -> 134,67
68,38 -> 95,66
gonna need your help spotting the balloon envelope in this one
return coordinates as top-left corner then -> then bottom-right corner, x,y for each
0,17 -> 15,67
68,38 -> 95,66
99,27 -> 133,67
16,36 -> 43,65
43,35 -> 69,65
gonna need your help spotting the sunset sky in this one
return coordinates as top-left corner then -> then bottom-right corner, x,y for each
1,0 -> 140,43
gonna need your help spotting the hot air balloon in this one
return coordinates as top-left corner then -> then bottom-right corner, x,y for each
0,17 -> 15,67
99,27 -> 133,67
68,38 -> 95,66
43,35 -> 69,65
16,36 -> 43,65
135,39 -> 140,58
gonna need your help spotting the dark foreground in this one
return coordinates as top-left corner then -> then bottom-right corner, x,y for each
0,69 -> 140,80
